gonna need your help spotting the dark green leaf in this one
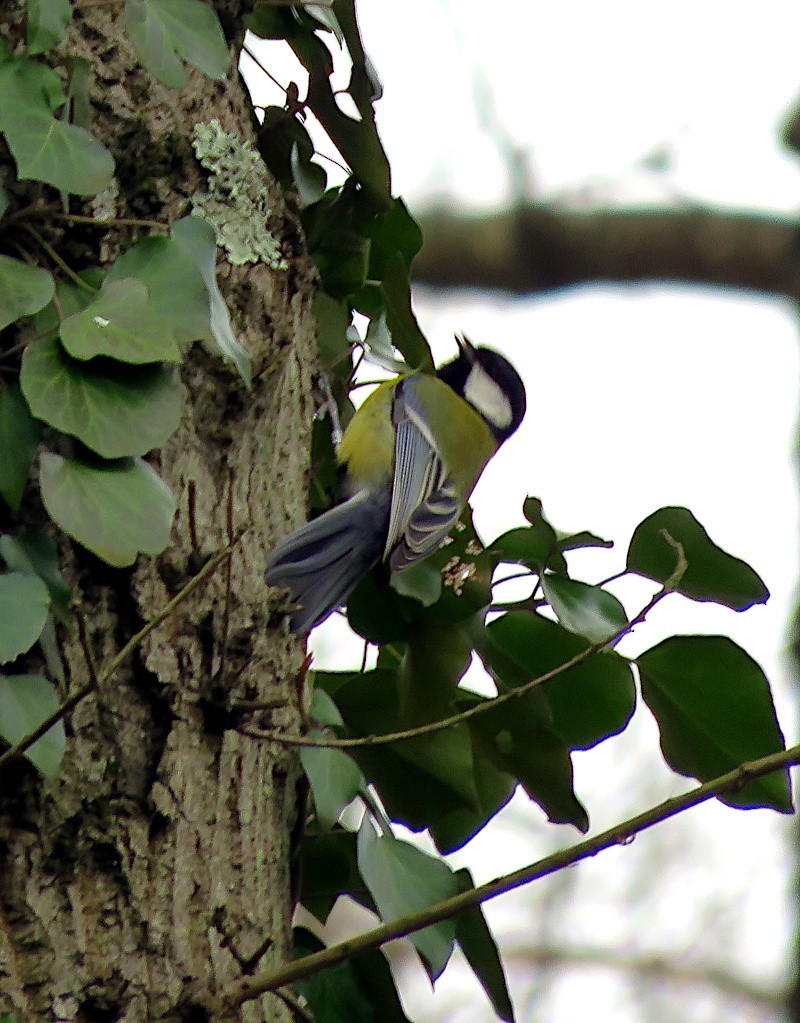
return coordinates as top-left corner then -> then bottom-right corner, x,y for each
0,673 -> 65,778
59,278 -> 182,364
314,229 -> 371,297
557,530 -> 613,553
470,688 -> 589,833
21,336 -> 183,458
485,611 -> 636,751
170,216 -> 252,385
0,183 -> 8,219
638,635 -> 791,812
0,573 -> 50,663
0,254 -> 54,330
0,385 -> 42,510
294,927 -> 411,1023
125,0 -> 229,88
542,574 -> 628,643
300,736 -> 365,830
347,572 -> 413,644
27,0 -> 73,54
0,55 -> 114,195
397,619 -> 471,724
290,142 -> 327,205
0,531 -> 70,621
299,830 -> 372,921
377,251 -> 433,370
627,506 -> 769,610
489,526 -> 558,573
39,453 -> 176,567
454,868 -> 515,1023
244,5 -> 296,39
357,822 -> 458,978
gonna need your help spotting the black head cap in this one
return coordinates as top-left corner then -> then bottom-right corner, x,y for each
437,335 -> 527,442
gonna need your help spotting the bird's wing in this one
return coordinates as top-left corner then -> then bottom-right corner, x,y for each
385,378 -> 462,571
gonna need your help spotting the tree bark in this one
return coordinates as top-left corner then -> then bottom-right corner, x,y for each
413,205 -> 800,299
0,6 -> 315,1021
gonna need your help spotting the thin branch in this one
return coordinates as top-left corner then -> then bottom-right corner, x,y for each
19,224 -> 97,293
245,540 -> 686,750
211,742 -> 800,1013
50,212 -> 169,232
0,540 -> 241,773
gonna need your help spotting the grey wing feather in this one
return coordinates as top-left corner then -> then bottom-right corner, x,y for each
385,381 -> 462,571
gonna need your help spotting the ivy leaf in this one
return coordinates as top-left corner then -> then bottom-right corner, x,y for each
294,927 -> 412,1023
453,868 -> 515,1023
299,830 -> 370,921
313,292 -> 352,377
27,0 -> 73,54
300,736 -> 365,830
0,384 -> 42,510
0,572 -> 50,663
0,531 -> 70,621
541,574 -> 628,644
39,453 -> 176,567
59,278 -> 182,364
0,673 -> 65,778
638,635 -> 792,812
125,0 -> 229,88
0,55 -> 114,195
290,141 -> 327,206
485,611 -> 635,752
627,506 -> 769,611
171,216 -> 252,386
0,254 -> 55,331
107,234 -> 210,345
356,822 -> 458,979
21,336 -> 183,458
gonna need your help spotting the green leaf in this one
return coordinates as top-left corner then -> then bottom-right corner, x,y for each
542,574 -> 628,644
397,619 -> 472,724
489,526 -> 558,573
627,506 -> 769,611
314,228 -> 370,297
0,254 -> 55,331
299,830 -> 371,921
290,141 -> 327,206
638,635 -> 791,811
469,684 -> 589,833
0,56 -> 114,195
39,453 -> 176,567
0,673 -> 65,778
454,868 -> 515,1023
309,687 -> 344,728
390,559 -> 442,606
125,0 -> 229,88
27,0 -> 73,54
313,292 -> 352,377
300,737 -> 365,830
107,234 -> 211,346
485,611 -> 636,752
557,529 -> 613,553
294,927 -> 411,1023
0,384 -> 42,510
0,183 -> 8,219
171,216 -> 252,386
21,336 -> 183,458
0,572 -> 50,663
356,822 -> 458,978
0,531 -> 70,621
59,278 -> 182,364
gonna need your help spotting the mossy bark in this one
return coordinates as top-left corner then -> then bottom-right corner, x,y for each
0,5 -> 315,1020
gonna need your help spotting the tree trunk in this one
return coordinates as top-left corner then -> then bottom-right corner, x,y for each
0,6 -> 316,1020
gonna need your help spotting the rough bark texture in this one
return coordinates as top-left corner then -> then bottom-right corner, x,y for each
414,205 -> 800,300
0,5 -> 315,1021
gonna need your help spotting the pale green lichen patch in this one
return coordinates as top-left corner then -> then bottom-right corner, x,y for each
191,119 -> 288,269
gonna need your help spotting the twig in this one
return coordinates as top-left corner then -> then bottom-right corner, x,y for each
0,541 -> 241,772
210,741 -> 800,1013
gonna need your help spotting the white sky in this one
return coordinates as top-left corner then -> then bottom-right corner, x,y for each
245,4 -> 800,1019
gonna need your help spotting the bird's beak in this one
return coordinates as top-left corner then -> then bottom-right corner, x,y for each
456,334 -> 477,362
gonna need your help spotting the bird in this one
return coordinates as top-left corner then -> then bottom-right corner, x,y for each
265,336 -> 527,634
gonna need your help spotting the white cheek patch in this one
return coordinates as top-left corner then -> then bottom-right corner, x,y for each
464,364 -> 513,430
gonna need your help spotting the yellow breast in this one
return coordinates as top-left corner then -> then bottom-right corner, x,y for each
337,380 -> 397,490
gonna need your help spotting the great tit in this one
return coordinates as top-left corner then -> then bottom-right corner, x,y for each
266,336 -> 526,634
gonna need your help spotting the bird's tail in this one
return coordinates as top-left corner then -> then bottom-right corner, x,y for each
265,489 -> 388,634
